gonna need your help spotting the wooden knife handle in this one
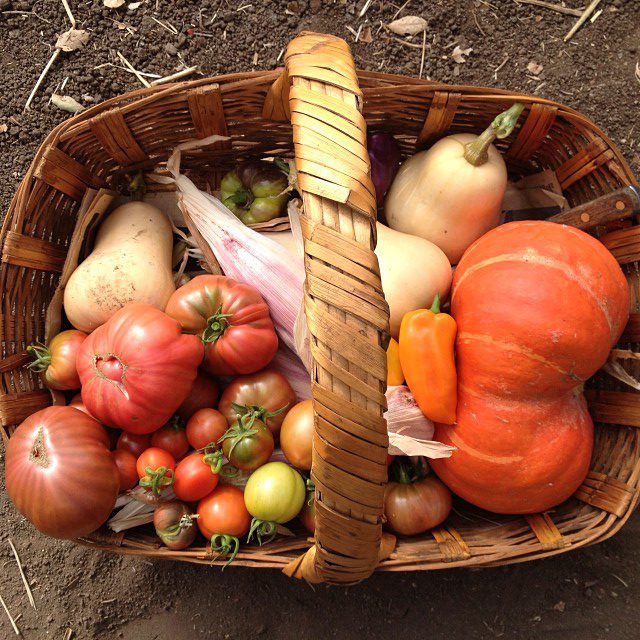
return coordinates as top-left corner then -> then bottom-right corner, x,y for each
548,186 -> 640,230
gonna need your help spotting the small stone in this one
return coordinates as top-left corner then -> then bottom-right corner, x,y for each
164,43 -> 178,55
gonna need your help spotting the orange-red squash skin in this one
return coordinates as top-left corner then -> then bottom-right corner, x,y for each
432,221 -> 629,514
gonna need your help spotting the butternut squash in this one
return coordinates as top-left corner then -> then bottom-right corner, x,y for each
64,202 -> 176,332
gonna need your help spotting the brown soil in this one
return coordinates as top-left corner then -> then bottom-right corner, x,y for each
1,1 -> 640,639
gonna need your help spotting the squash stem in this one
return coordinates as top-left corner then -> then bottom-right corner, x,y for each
463,103 -> 525,167
129,171 -> 146,201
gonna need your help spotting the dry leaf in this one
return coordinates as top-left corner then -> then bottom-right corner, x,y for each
527,61 -> 544,75
360,25 -> 373,44
104,0 -> 125,7
387,15 -> 427,36
0,124 -> 7,134
51,94 -> 85,114
128,1 -> 142,8
55,28 -> 90,52
451,45 -> 472,63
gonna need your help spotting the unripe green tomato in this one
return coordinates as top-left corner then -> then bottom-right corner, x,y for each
244,462 -> 305,524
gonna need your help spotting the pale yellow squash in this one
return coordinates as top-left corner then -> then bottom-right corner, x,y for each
64,202 -> 176,332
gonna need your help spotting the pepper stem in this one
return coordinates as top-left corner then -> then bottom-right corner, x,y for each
463,103 -> 524,167
430,293 -> 441,314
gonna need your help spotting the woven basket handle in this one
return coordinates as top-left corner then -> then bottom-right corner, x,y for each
264,32 -> 393,584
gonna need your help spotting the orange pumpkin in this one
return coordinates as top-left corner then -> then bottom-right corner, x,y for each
431,221 -> 629,514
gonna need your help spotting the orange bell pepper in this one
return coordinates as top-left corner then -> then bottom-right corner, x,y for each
399,294 -> 457,424
386,338 -> 404,386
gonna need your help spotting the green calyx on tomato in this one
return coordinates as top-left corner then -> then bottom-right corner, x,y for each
139,466 -> 175,496
158,513 -> 198,542
202,449 -> 225,475
26,343 -> 52,372
220,160 -> 291,225
230,401 -> 289,428
201,306 -> 234,344
247,519 -> 278,546
218,411 -> 274,471
210,533 -> 241,569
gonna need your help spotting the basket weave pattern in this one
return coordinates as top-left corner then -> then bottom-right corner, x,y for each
1,32 -> 639,584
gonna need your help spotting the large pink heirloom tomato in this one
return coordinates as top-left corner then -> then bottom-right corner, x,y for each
77,303 -> 203,434
5,406 -> 119,539
165,275 -> 278,376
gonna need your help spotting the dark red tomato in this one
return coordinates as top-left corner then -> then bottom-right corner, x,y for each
150,419 -> 190,460
176,370 -> 219,421
154,501 -> 197,550
112,449 -> 138,492
77,303 -> 203,433
298,488 -> 316,535
116,431 -> 151,458
27,329 -> 87,390
220,416 -> 274,471
69,394 -> 118,448
5,406 -> 119,539
136,447 -> 176,496
186,408 -> 228,450
173,453 -> 221,502
218,369 -> 296,436
165,275 -> 278,376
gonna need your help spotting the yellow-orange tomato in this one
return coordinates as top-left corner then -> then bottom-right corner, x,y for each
279,400 -> 314,471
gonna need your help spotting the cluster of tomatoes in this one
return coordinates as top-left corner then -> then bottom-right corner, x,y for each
7,274 -> 317,565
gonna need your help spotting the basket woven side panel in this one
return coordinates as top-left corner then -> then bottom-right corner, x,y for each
266,32 -> 390,584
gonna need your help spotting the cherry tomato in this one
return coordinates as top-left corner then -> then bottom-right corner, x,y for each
173,452 -> 221,502
244,462 -> 305,544
112,450 -> 138,492
177,370 -> 219,422
280,400 -> 313,470
220,415 -> 274,471
197,485 -> 251,565
150,419 -> 190,460
186,408 -> 229,450
154,501 -> 198,550
116,431 -> 151,458
136,447 -> 176,496
219,369 -> 296,436
27,329 -> 87,390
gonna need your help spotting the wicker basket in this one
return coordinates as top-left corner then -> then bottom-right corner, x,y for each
2,32 -> 639,585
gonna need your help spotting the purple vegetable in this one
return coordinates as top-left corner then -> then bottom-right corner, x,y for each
367,132 -> 401,204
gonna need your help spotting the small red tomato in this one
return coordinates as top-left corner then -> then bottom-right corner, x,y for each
117,431 -> 151,458
27,330 -> 87,390
173,452 -> 222,502
150,419 -> 190,460
112,450 -> 138,492
299,488 -> 316,535
136,448 -> 176,496
186,408 -> 228,450
177,370 -> 219,421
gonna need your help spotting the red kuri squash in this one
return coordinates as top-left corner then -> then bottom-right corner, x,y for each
431,221 -> 629,514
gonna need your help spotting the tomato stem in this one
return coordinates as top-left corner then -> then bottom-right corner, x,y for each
139,466 -> 175,496
160,514 -> 198,539
202,306 -> 234,343
247,518 -> 277,546
230,402 -> 289,427
26,343 -> 52,373
202,449 -> 224,475
210,533 -> 240,569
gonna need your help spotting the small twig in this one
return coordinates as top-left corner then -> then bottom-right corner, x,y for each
472,9 -> 486,36
117,51 -> 151,88
150,16 -> 178,35
0,592 -> 20,636
493,54 -> 509,80
2,9 -> 51,22
276,47 -> 285,63
564,0 -> 602,42
93,62 -> 161,79
590,7 -> 602,22
7,541 -> 35,610
150,66 -> 199,86
24,48 -> 61,110
514,0 -> 583,17
391,0 -> 410,20
418,29 -> 427,79
60,0 -> 75,26
359,0 -> 373,18
383,35 -> 424,49
63,629 -> 73,640
355,24 -> 363,42
346,25 -> 358,38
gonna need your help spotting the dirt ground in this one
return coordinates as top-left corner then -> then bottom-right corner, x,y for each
1,1 -> 640,638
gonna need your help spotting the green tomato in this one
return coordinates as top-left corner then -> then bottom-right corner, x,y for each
244,462 -> 305,524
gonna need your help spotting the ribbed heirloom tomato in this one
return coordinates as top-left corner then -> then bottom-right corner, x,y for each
5,406 -> 119,539
165,275 -> 278,376
77,303 -> 203,434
